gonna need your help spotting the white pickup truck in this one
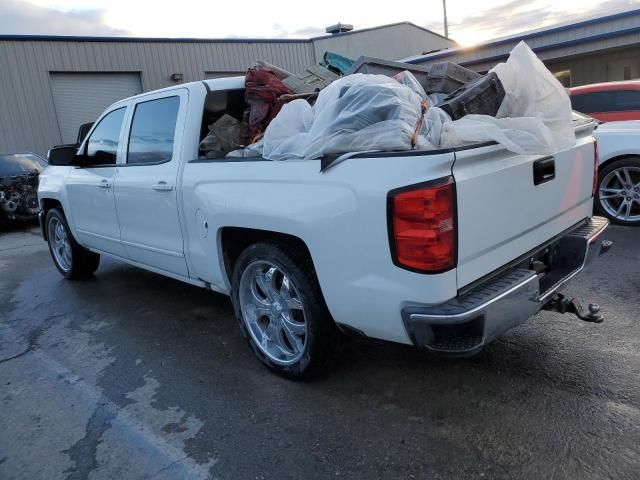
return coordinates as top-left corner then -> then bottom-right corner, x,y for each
39,77 -> 611,378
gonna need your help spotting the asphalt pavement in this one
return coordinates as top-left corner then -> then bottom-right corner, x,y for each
0,223 -> 638,480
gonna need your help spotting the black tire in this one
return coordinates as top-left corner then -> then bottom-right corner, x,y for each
231,241 -> 342,379
45,208 -> 100,279
595,157 -> 640,226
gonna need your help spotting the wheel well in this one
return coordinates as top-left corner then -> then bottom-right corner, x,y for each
599,154 -> 640,173
40,198 -> 63,216
39,199 -> 63,240
220,227 -> 315,283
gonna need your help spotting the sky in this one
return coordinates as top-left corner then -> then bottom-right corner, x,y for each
1,0 -> 639,46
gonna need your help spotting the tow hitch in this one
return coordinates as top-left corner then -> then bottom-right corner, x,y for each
542,293 -> 604,323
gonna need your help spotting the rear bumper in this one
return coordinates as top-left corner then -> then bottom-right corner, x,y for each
402,216 -> 610,354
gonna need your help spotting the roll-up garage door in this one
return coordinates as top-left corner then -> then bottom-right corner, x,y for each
50,72 -> 142,144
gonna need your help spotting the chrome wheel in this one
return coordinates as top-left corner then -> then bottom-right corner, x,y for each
599,166 -> 640,223
48,217 -> 72,272
238,260 -> 307,365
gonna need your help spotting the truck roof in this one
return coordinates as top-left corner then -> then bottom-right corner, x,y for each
109,76 -> 246,109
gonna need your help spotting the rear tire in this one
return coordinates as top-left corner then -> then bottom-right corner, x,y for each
595,157 -> 640,226
46,208 -> 100,279
231,241 -> 342,379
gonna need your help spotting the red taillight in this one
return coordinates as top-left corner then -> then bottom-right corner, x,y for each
389,177 -> 456,272
593,139 -> 599,197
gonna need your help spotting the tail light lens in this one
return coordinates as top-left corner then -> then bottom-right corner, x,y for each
389,177 -> 456,272
593,139 -> 599,197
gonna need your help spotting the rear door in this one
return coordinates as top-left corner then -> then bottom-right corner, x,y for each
113,89 -> 188,277
452,130 -> 595,287
66,105 -> 128,257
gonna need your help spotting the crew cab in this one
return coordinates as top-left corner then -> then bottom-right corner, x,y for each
39,77 -> 611,378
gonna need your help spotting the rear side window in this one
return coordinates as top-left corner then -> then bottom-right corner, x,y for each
127,96 -> 180,164
613,90 -> 640,111
199,89 -> 249,159
571,90 -> 640,113
570,92 -> 614,113
86,107 -> 126,166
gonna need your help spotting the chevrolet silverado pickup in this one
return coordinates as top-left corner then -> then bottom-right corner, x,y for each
39,77 -> 611,378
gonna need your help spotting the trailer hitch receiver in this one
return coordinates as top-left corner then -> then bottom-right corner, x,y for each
542,293 -> 604,323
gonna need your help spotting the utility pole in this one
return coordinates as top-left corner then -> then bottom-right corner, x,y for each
442,0 -> 449,38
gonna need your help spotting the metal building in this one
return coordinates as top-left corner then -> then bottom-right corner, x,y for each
0,22 -> 454,156
404,9 -> 640,89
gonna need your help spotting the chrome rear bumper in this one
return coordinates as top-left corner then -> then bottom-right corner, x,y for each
402,216 -> 610,355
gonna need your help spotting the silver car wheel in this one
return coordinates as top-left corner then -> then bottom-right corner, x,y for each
599,166 -> 640,223
48,217 -> 72,272
238,260 -> 308,365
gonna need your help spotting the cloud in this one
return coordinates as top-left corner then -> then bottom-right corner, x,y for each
290,26 -> 326,37
265,24 -> 326,39
0,0 -> 129,36
423,0 -> 640,44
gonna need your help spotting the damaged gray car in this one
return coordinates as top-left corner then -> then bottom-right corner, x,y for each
0,152 -> 46,228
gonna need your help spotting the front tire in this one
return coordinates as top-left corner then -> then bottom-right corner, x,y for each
231,241 -> 341,379
46,208 -> 100,279
596,158 -> 640,226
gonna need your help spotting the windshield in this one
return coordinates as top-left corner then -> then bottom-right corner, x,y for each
0,153 -> 47,177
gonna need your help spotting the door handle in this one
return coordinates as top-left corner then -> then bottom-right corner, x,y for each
97,180 -> 112,189
152,181 -> 174,192
533,156 -> 555,185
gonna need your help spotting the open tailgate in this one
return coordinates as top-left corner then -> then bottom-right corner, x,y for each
452,125 -> 596,288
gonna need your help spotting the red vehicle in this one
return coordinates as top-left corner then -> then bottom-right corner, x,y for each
569,80 -> 640,122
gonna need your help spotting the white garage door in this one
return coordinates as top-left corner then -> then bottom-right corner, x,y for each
50,72 -> 142,144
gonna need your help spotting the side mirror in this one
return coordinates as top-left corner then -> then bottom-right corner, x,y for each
77,122 -> 93,145
47,145 -> 78,166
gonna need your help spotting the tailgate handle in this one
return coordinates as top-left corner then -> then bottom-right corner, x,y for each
533,156 -> 555,185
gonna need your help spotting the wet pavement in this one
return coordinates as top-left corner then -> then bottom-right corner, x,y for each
0,224 -> 639,480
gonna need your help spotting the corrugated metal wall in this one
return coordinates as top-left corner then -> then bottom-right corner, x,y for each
0,39 -> 315,155
312,24 -> 454,64
546,46 -> 640,86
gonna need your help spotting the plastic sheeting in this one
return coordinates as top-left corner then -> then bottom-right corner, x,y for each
262,74 -> 422,161
437,42 -> 575,155
243,42 -> 576,163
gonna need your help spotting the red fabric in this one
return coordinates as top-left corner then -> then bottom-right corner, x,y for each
245,67 -> 293,139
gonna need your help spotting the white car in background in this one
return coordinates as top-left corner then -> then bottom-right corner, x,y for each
581,112 -> 640,226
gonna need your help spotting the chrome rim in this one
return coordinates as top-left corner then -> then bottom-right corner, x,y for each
238,260 -> 307,365
599,166 -> 640,223
48,217 -> 72,272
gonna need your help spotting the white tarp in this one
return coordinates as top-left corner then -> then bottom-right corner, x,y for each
242,41 -> 576,162
437,41 -> 575,155
262,74 -> 422,161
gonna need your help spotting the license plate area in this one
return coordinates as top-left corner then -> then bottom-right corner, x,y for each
533,236 -> 588,299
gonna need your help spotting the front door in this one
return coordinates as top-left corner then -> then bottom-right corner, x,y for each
114,90 -> 189,277
66,106 -> 128,257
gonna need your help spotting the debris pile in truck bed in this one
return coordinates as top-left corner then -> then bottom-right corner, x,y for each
202,41 -> 575,163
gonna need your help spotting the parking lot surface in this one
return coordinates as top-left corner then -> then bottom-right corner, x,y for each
1,224 -> 639,480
